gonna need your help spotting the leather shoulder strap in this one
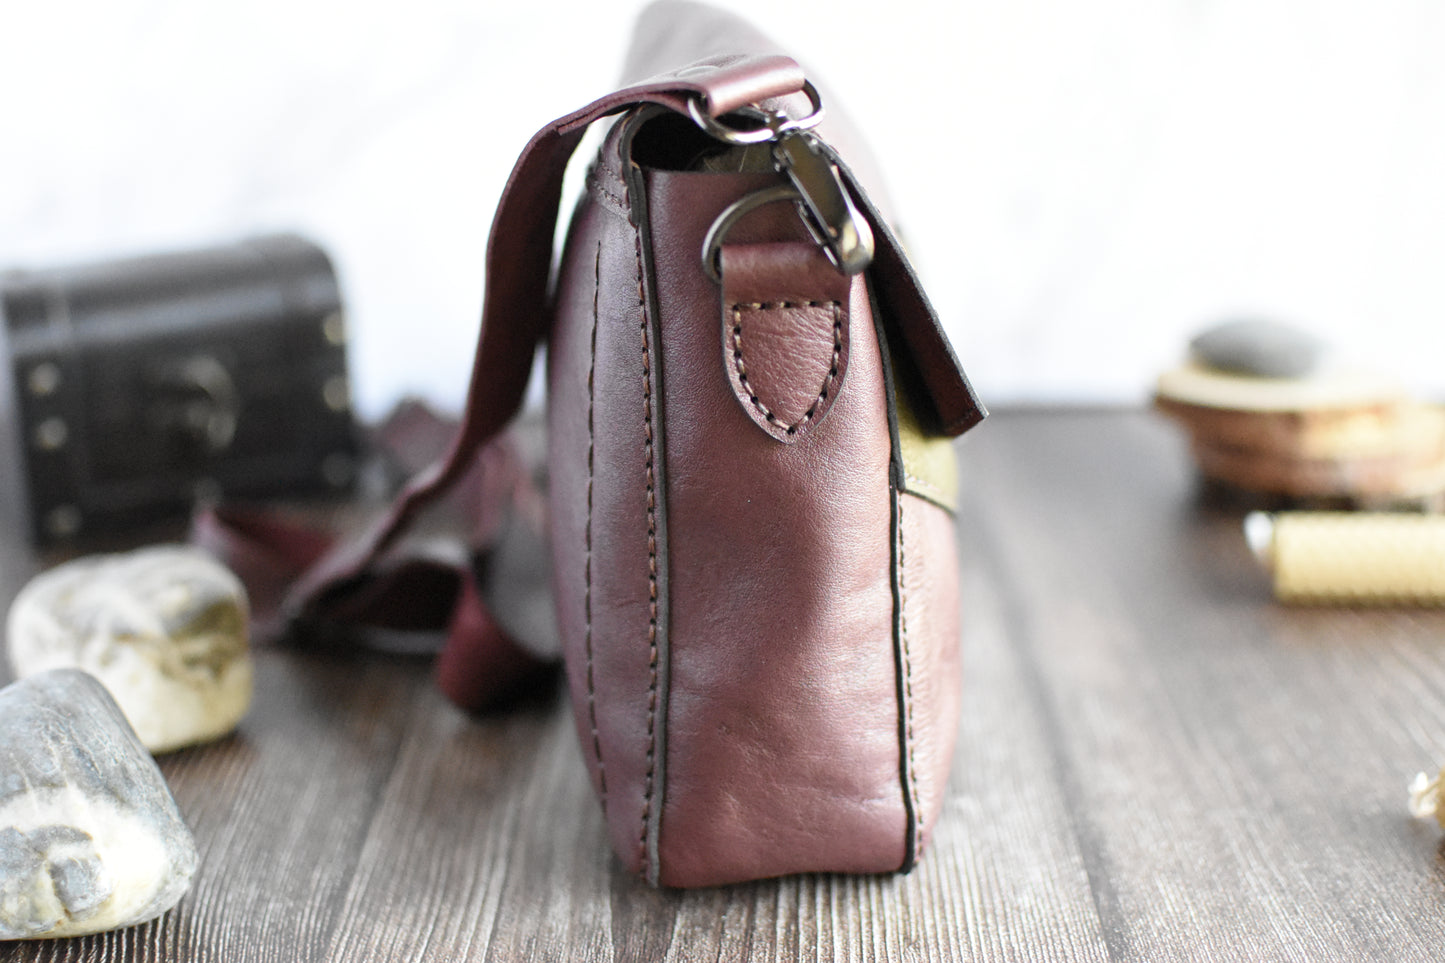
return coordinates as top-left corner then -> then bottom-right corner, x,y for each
285,53 -> 808,620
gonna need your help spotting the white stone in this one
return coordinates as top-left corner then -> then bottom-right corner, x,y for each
7,546 -> 253,753
0,670 -> 198,938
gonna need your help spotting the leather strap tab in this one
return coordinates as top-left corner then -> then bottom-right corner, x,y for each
719,242 -> 852,443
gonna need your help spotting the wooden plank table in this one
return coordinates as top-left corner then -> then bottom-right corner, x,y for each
4,408 -> 1445,961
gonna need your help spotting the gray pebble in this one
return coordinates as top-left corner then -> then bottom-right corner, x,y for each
0,669 -> 198,939
1189,318 -> 1328,378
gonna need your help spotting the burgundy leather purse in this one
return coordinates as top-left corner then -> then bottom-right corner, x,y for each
280,0 -> 984,887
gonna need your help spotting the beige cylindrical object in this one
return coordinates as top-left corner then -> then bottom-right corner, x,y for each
1245,511 -> 1445,604
1410,769 -> 1445,829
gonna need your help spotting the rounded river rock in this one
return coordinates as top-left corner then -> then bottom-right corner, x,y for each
0,669 -> 198,938
7,545 -> 253,753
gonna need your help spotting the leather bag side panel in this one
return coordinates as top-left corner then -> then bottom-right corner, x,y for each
643,167 -> 908,887
895,490 -> 963,855
548,162 -> 664,877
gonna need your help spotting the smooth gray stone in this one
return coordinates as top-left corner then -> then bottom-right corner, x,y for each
0,669 -> 198,939
1189,319 -> 1328,379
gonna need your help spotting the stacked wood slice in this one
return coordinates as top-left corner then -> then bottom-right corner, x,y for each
1154,321 -> 1445,508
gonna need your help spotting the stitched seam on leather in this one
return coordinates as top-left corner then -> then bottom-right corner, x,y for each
728,300 -> 843,435
899,497 -> 922,837
632,191 -> 662,873
584,241 -> 608,811
594,162 -> 627,192
586,169 -> 630,218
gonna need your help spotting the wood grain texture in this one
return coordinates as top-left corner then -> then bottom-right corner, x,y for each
957,410 -> 1445,961
3,409 -> 1445,961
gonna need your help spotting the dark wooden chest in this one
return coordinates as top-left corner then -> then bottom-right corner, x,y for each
0,235 -> 358,544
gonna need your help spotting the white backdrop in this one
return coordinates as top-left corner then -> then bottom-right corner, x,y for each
3,0 -> 1442,419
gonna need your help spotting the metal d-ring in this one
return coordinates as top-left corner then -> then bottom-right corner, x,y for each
700,184 -> 807,284
685,79 -> 825,146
